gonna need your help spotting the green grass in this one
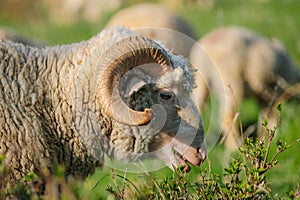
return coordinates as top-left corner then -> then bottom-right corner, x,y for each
1,0 -> 300,199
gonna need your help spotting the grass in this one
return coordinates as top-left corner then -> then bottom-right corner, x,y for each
1,0 -> 300,199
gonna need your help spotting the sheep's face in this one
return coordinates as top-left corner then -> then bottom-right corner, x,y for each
127,84 -> 180,136
91,30 -> 206,171
271,38 -> 300,84
109,55 -> 206,172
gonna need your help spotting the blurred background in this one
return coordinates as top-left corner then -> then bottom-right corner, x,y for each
0,0 -> 299,198
0,0 -> 299,62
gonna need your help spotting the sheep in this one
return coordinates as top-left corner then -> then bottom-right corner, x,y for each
189,26 -> 300,151
42,0 -> 122,24
0,26 -> 206,196
160,0 -> 214,9
0,28 -> 43,47
106,3 -> 198,58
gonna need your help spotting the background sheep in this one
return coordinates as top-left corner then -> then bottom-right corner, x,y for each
189,26 -> 300,151
106,3 -> 198,58
42,0 -> 122,24
0,28 -> 43,46
0,26 -> 206,196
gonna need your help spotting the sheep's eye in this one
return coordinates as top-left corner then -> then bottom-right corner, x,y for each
159,91 -> 173,100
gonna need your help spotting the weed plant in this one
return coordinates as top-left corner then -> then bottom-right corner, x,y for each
105,105 -> 300,199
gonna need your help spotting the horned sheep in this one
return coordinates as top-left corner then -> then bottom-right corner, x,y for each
189,26 -> 300,150
0,26 -> 206,197
106,3 -> 198,58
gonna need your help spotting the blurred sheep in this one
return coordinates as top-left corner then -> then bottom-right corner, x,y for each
0,28 -> 43,46
160,0 -> 214,8
42,0 -> 122,24
106,3 -> 198,58
190,26 -> 300,150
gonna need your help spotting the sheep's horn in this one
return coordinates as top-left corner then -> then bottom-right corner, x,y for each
97,36 -> 172,126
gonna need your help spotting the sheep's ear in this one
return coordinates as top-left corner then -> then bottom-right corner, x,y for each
122,63 -> 172,98
124,77 -> 146,98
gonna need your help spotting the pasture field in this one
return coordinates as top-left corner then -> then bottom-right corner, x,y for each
0,0 -> 299,198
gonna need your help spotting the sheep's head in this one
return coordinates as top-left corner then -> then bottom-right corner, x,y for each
96,31 -> 206,171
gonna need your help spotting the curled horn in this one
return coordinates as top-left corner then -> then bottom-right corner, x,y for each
97,36 -> 172,125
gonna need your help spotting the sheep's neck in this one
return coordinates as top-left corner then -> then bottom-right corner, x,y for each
45,43 -> 113,166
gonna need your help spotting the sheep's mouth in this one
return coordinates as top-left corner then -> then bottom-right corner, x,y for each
173,151 -> 192,172
153,134 -> 207,172
172,146 -> 206,172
